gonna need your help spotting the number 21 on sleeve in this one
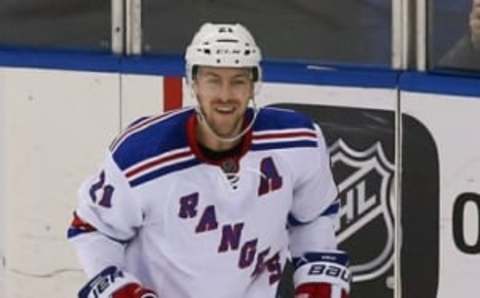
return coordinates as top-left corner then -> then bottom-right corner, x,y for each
89,170 -> 115,208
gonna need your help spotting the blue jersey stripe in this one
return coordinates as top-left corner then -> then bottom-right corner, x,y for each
293,252 -> 350,269
129,158 -> 201,187
254,108 -> 315,132
67,227 -> 92,239
287,213 -> 307,227
287,201 -> 339,228
320,201 -> 340,216
113,109 -> 193,171
251,140 -> 317,151
67,227 -> 131,244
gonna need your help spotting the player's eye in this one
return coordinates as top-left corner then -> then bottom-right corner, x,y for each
204,77 -> 221,85
231,78 -> 248,86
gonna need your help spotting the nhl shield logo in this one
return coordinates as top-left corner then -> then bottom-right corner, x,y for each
329,139 -> 395,282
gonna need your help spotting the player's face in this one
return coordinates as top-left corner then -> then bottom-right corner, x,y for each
193,66 -> 254,138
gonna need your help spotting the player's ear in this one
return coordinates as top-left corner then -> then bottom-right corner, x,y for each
249,81 -> 255,99
191,80 -> 199,93
191,66 -> 202,89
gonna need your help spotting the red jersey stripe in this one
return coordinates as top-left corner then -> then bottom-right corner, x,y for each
126,149 -> 193,178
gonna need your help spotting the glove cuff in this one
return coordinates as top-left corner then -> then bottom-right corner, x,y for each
79,266 -> 142,298
293,261 -> 350,293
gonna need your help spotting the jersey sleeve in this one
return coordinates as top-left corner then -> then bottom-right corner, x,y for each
76,150 -> 143,240
68,150 -> 144,277
289,123 -> 340,257
290,123 -> 338,224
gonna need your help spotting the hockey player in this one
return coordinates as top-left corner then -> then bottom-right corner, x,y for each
68,22 -> 350,298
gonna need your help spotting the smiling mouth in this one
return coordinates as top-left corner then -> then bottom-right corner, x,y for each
214,106 -> 236,114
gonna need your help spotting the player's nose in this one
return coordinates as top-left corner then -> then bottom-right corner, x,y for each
217,84 -> 233,102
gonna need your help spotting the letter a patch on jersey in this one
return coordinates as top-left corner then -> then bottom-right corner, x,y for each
258,157 -> 283,196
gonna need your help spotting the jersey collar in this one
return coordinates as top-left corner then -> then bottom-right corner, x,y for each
186,109 -> 253,167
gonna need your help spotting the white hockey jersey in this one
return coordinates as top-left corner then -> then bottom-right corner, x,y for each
68,107 -> 340,298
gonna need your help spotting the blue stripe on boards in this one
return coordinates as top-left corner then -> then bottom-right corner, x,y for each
0,47 -> 120,72
399,72 -> 480,98
0,48 -> 399,89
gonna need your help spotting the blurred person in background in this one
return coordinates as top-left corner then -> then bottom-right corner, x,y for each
440,0 -> 480,70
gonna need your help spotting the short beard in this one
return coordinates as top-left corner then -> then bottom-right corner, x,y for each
197,105 -> 244,139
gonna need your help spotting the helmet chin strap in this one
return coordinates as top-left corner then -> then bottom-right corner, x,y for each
194,96 -> 260,144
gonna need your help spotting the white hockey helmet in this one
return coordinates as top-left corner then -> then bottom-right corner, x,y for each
185,23 -> 262,84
